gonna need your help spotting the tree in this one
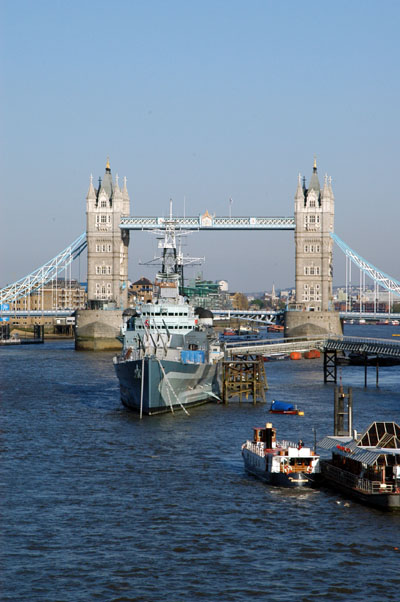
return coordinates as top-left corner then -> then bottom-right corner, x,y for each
251,298 -> 265,309
232,292 -> 249,310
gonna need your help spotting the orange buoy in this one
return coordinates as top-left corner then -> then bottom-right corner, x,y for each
290,351 -> 301,360
304,349 -> 321,359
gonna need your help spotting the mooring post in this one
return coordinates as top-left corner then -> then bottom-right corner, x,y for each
334,385 -> 353,436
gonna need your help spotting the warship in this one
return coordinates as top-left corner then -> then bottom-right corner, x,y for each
113,209 -> 223,415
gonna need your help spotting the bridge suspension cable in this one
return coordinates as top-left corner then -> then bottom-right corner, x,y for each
0,233 -> 87,305
332,233 -> 400,298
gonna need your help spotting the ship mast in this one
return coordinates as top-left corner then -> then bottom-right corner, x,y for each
139,201 -> 204,290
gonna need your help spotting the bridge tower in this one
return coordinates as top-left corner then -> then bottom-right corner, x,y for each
294,159 -> 334,311
286,160 -> 341,337
86,160 -> 130,309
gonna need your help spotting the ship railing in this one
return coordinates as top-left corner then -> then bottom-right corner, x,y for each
245,441 -> 265,457
278,439 -> 299,450
115,349 -> 142,363
324,464 -> 394,494
359,480 -> 394,494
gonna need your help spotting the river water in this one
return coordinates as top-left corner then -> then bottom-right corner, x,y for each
1,324 -> 400,601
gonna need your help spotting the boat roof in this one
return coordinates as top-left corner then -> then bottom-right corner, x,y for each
317,421 -> 400,466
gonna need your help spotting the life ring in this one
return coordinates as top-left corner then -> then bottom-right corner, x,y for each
144,319 -> 149,328
284,465 -> 290,474
307,466 -> 312,474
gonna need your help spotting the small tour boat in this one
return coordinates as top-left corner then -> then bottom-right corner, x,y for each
269,400 -> 304,415
242,423 -> 320,487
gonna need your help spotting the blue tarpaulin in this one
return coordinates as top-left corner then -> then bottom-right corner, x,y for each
271,400 -> 294,411
181,350 -> 205,364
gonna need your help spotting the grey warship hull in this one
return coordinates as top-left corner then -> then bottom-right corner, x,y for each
114,356 -> 221,415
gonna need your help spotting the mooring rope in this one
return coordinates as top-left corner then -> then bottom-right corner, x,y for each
156,357 -> 190,416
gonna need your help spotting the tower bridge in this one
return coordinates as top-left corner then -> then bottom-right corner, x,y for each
2,159 -> 400,349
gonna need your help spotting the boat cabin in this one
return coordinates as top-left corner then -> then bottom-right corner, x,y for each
318,421 -> 400,488
253,423 -> 276,448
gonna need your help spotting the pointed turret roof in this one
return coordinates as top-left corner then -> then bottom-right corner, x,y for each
308,157 -> 320,193
100,157 -> 113,199
322,173 -> 330,199
295,173 -> 304,200
86,174 -> 95,199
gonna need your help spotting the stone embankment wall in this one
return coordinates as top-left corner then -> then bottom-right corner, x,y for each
284,310 -> 343,339
75,309 -> 123,351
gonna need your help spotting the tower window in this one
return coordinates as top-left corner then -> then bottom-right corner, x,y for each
100,200 -> 107,208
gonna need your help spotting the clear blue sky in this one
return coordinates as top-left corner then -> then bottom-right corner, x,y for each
1,0 -> 399,292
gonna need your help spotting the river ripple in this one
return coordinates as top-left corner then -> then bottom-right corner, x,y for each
1,327 -> 400,601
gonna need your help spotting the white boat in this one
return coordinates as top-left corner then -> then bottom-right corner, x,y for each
242,423 -> 320,487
